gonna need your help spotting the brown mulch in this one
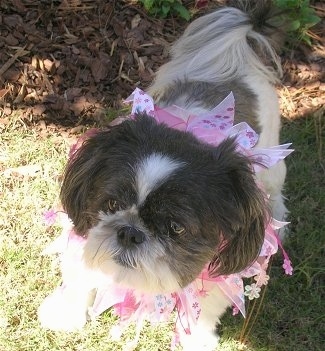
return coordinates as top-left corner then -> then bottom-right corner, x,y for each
0,0 -> 324,133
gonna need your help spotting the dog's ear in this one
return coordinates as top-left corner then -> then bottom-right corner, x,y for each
60,122 -> 132,235
60,131 -> 106,235
208,138 -> 269,276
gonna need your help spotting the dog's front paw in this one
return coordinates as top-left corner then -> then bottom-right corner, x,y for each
180,327 -> 220,351
38,289 -> 87,332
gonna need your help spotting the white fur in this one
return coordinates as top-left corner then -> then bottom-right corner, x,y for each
181,286 -> 231,350
38,244 -> 98,331
148,8 -> 282,101
84,213 -> 181,293
136,153 -> 182,204
243,73 -> 288,222
38,284 -> 94,331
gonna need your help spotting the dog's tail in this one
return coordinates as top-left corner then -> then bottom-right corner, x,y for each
154,0 -> 285,85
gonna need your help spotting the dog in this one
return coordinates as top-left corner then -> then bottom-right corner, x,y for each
38,1 -> 290,350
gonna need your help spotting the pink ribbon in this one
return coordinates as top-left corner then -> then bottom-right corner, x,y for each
125,88 -> 293,170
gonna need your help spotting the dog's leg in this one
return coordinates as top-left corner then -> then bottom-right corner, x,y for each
243,75 -> 289,238
258,161 -> 288,217
38,256 -> 97,332
180,286 -> 230,351
38,282 -> 96,331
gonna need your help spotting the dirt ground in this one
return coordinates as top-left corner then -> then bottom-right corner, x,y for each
0,0 -> 324,133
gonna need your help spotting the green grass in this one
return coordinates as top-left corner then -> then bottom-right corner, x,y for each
0,113 -> 324,351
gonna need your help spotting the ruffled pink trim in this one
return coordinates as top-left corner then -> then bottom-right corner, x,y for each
43,217 -> 291,347
125,88 -> 293,171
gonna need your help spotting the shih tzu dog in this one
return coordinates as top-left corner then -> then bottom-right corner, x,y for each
39,1 -> 291,350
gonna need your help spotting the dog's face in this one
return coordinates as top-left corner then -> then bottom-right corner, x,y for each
60,114 -> 268,292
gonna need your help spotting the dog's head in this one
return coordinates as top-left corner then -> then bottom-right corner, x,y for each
60,114 -> 268,292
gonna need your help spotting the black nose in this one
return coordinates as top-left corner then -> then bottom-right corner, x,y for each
117,226 -> 146,246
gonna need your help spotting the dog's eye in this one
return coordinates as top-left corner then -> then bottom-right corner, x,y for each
170,221 -> 185,235
107,199 -> 120,213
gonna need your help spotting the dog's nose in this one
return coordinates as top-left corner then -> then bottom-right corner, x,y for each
117,226 -> 146,246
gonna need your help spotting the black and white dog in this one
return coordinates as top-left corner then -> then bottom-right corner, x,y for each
39,2 -> 289,350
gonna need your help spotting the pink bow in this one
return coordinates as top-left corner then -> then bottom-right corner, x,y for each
125,88 -> 293,170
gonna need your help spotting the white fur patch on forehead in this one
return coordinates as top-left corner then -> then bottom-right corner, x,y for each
136,153 -> 182,204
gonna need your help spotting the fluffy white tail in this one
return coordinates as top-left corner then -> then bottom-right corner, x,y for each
153,6 -> 282,86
